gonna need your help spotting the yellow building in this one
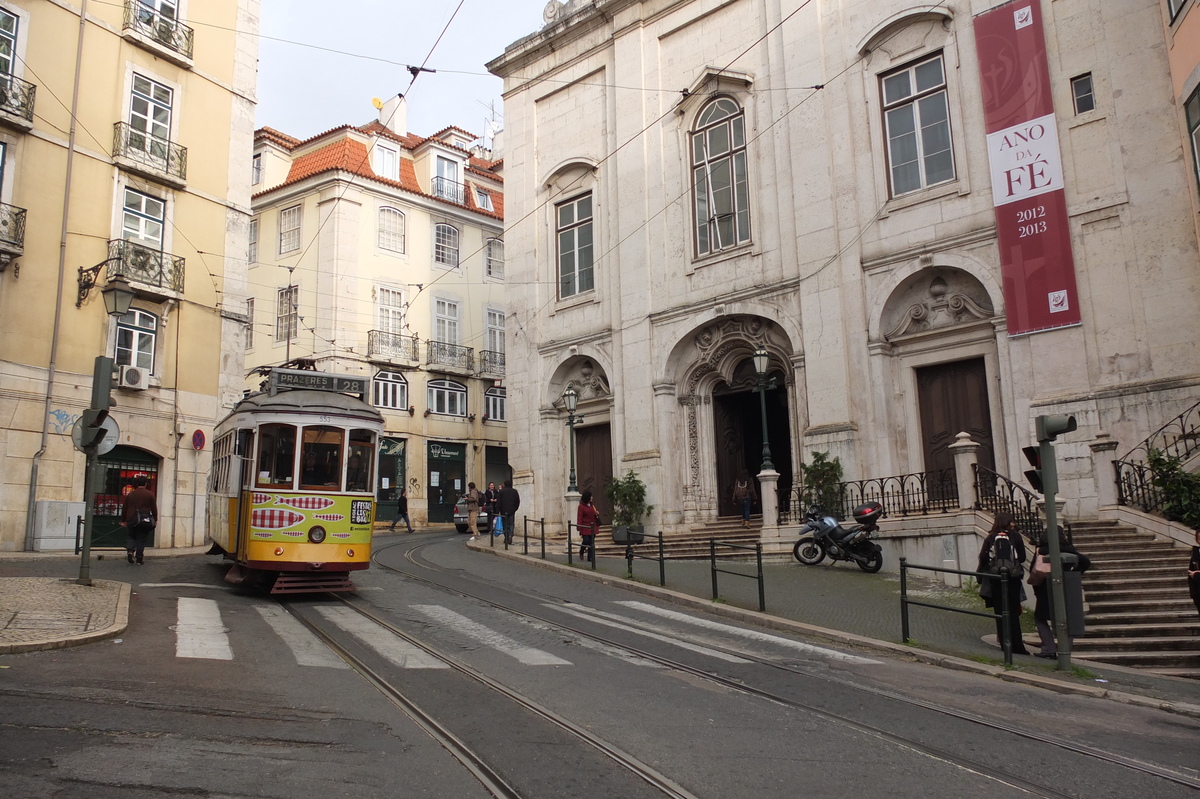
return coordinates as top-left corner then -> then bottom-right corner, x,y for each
0,1 -> 259,551
247,98 -> 509,528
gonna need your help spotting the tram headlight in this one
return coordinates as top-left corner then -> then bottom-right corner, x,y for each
274,547 -> 284,556
347,549 -> 355,558
308,526 -> 327,544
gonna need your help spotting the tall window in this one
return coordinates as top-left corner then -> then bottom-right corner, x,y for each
248,217 -> 258,264
373,370 -> 408,410
245,298 -> 254,350
129,73 -> 173,163
434,223 -> 459,267
0,10 -> 17,76
433,156 -> 462,202
279,204 -> 301,253
378,207 -> 405,252
1071,74 -> 1095,115
486,309 -> 504,354
556,193 -> 593,298
122,188 -> 165,248
435,298 -> 459,344
137,0 -> 178,26
427,379 -> 467,416
276,285 -> 298,341
485,387 -> 506,422
377,286 -> 404,333
691,97 -> 751,256
374,144 -> 398,180
1187,87 -> 1200,195
251,153 -> 262,185
882,53 -> 955,196
486,238 -> 504,278
115,309 -> 157,371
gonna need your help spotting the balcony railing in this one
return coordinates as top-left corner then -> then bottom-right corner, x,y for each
973,464 -> 1046,543
478,350 -> 505,376
113,122 -> 187,182
431,176 -> 465,204
427,340 -> 474,372
0,74 -> 36,124
123,1 -> 195,59
0,201 -> 26,251
108,238 -> 185,294
367,330 -> 419,362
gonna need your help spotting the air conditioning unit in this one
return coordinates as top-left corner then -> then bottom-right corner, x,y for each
119,365 -> 148,390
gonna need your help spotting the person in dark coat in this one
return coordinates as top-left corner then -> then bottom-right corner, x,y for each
1188,527 -> 1200,619
497,479 -> 520,545
120,473 -> 158,565
577,489 -> 600,561
389,489 -> 413,533
977,512 -> 1030,655
1031,529 -> 1091,658
483,481 -> 501,533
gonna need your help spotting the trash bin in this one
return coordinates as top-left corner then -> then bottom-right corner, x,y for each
1060,552 -> 1086,638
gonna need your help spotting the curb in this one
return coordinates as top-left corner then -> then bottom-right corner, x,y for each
0,580 -> 131,654
467,539 -> 1200,719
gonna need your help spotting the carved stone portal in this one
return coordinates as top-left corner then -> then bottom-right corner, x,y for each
883,269 -> 994,340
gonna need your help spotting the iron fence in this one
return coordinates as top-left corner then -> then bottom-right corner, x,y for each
0,74 -> 35,122
0,201 -> 26,249
426,340 -> 474,371
431,176 -> 465,204
108,238 -> 185,294
123,1 -> 195,59
367,330 -> 419,362
478,350 -> 505,376
113,122 -> 187,181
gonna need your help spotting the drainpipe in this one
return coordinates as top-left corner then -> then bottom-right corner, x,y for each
24,1 -> 88,550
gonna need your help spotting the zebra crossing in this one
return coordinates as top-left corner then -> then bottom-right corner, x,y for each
172,596 -> 877,669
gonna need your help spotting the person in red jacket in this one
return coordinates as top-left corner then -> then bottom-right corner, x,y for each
577,489 -> 600,561
120,473 -> 158,565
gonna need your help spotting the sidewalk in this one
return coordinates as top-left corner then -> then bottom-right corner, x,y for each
472,535 -> 1200,718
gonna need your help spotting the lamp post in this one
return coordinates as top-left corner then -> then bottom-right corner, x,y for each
751,346 -> 774,473
563,385 -> 583,493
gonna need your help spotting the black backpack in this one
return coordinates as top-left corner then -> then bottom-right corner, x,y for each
133,507 -> 155,532
987,531 -> 1019,576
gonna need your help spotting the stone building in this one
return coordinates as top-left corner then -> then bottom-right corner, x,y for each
487,0 -> 1200,537
245,99 -> 509,527
0,1 -> 259,551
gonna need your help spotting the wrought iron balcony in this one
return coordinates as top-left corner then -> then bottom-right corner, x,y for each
113,122 -> 187,183
108,239 -> 185,295
477,350 -> 505,376
123,1 -> 195,60
430,176 -> 465,204
0,74 -> 36,127
0,201 -> 26,250
367,330 -> 419,363
426,340 -> 474,372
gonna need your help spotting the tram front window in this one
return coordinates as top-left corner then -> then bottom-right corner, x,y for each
256,424 -> 296,489
346,429 -> 375,492
300,426 -> 344,490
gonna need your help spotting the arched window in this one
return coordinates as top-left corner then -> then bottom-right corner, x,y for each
690,97 -> 750,256
378,207 -> 405,252
427,379 -> 467,417
484,387 -> 506,422
434,223 -> 459,267
486,237 -> 504,278
115,308 -> 158,372
373,370 -> 408,410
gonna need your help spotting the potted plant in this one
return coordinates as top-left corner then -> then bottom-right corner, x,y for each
604,469 -> 654,544
799,450 -> 845,517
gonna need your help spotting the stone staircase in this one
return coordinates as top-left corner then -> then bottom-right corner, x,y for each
1068,519 -> 1200,680
558,515 -> 765,559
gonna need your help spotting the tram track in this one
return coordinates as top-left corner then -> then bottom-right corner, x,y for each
366,536 -> 1200,797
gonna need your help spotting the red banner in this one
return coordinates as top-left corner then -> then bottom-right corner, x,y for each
974,2 -> 1080,335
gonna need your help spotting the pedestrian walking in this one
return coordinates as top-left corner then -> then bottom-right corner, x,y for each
577,489 -> 600,561
464,482 -> 482,539
498,479 -> 520,545
389,489 -> 414,533
977,512 -> 1030,655
1030,528 -> 1091,658
732,473 -> 756,527
483,481 -> 500,534
1189,527 -> 1200,619
120,473 -> 157,566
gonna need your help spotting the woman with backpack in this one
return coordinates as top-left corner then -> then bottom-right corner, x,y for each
977,512 -> 1030,656
1029,527 -> 1091,658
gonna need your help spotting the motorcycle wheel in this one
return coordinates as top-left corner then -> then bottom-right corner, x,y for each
857,549 -> 883,573
793,537 -> 826,565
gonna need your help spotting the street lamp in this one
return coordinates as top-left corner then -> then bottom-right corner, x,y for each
751,345 -> 774,473
563,385 -> 584,493
101,275 -> 136,317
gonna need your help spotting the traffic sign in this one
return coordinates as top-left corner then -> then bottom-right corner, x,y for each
71,415 -> 119,455
192,429 -> 206,451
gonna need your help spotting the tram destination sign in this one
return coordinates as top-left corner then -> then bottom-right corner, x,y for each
270,368 -> 368,397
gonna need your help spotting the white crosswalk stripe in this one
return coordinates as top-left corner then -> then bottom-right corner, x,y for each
175,597 -> 233,660
550,603 -> 751,663
255,604 -> 349,669
412,605 -> 572,666
316,606 -> 448,669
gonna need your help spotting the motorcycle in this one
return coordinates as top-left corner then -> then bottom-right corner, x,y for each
792,501 -> 884,573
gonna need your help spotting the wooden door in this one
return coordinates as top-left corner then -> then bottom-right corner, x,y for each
575,424 -> 613,521
916,358 -> 995,475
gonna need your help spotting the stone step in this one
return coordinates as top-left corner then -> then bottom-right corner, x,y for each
1086,609 -> 1200,625
1074,635 -> 1200,653
1083,576 -> 1190,590
1082,622 -> 1200,638
1149,668 -> 1200,680
1074,650 -> 1200,669
1082,543 -> 1180,556
1082,598 -> 1196,614
1084,586 -> 1190,601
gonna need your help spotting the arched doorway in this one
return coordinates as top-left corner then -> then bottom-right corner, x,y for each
92,446 -> 161,549
712,358 -> 792,516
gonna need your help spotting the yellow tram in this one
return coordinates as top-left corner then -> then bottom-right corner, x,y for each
207,369 -> 384,593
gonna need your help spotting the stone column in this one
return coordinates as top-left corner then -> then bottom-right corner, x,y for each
1089,432 -> 1120,510
757,468 -> 780,527
948,432 -> 980,510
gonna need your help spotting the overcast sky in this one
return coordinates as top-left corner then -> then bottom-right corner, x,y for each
255,0 -> 549,142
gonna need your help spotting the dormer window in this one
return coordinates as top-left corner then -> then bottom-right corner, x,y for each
374,143 -> 398,181
475,188 -> 493,211
432,156 -> 463,203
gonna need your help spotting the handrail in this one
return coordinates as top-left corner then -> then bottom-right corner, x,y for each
972,464 -> 1045,543
566,521 -> 596,570
899,557 -> 1015,666
709,538 -> 765,612
1118,397 -> 1200,463
619,530 -> 666,586
779,467 -> 958,523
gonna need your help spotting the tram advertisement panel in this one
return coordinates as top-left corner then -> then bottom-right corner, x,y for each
246,491 -> 374,543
